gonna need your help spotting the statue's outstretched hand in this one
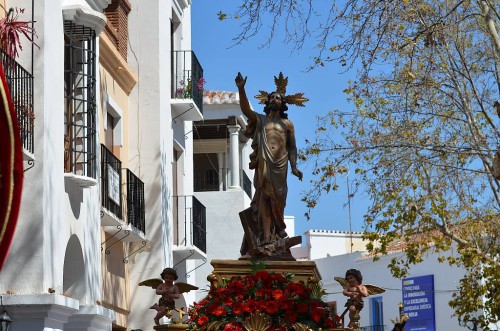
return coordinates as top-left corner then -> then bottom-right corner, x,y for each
235,72 -> 247,88
292,168 -> 303,181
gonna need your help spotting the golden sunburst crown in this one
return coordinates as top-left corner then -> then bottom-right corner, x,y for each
254,72 -> 309,108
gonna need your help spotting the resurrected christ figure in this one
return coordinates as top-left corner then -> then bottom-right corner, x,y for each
235,72 -> 305,257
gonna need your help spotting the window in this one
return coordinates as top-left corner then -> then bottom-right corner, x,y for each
104,93 -> 123,150
370,297 -> 384,331
64,21 -> 97,179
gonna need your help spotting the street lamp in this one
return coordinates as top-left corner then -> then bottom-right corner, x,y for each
458,317 -> 478,331
0,311 -> 12,331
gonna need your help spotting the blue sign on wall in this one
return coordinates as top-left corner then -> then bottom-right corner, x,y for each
402,275 -> 436,331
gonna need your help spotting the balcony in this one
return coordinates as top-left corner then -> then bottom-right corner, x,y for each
171,50 -> 203,121
0,48 -> 34,159
172,195 -> 206,260
194,165 -> 252,199
101,144 -> 146,242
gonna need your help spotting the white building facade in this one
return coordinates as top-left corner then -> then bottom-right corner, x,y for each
192,91 -> 253,300
0,0 -> 205,330
297,229 -> 488,330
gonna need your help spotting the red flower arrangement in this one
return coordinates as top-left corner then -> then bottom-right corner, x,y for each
188,271 -> 341,330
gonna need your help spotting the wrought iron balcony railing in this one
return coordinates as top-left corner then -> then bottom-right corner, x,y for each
171,50 -> 203,113
360,325 -> 386,331
173,195 -> 206,253
124,169 -> 146,234
100,145 -> 146,235
64,22 -> 97,180
192,196 -> 206,253
194,167 -> 252,199
101,144 -> 122,219
0,48 -> 34,155
194,168 -> 226,192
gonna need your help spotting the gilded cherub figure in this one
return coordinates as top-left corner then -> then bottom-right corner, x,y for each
335,269 -> 385,329
139,267 -> 198,326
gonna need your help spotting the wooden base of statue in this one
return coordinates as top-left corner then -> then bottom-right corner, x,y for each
239,208 -> 302,260
208,259 -> 322,288
205,260 -> 353,331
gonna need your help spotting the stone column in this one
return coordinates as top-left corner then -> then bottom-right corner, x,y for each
227,125 -> 241,189
217,152 -> 224,191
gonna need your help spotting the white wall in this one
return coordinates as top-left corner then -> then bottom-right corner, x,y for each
193,190 -> 249,299
127,0 -> 176,329
291,230 -> 367,261
315,249 -> 468,330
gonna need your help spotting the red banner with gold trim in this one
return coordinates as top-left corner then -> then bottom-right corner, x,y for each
0,63 -> 24,271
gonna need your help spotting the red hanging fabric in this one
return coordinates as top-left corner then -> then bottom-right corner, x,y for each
0,63 -> 24,270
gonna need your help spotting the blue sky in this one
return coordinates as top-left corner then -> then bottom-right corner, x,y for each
191,1 -> 368,236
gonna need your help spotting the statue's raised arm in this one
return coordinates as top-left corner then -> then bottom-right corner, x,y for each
235,72 -> 256,122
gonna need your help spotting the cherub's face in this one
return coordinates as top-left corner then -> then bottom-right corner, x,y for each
163,274 -> 175,283
346,275 -> 358,286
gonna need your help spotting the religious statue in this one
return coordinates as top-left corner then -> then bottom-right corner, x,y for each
235,72 -> 308,260
335,269 -> 385,329
392,315 -> 409,331
139,268 -> 198,326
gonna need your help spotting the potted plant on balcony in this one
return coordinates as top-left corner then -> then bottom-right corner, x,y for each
176,77 -> 206,99
0,5 -> 37,59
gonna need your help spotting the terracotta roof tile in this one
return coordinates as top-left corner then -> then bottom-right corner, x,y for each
203,90 -> 239,105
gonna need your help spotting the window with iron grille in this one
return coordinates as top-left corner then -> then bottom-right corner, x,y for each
192,196 -> 206,253
64,21 -> 97,179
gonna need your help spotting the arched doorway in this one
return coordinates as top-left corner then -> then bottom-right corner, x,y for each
63,235 -> 86,300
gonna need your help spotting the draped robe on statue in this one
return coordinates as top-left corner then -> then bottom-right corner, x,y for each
240,113 -> 289,255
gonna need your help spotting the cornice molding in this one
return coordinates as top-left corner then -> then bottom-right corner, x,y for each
62,2 -> 107,34
86,0 -> 112,12
99,34 -> 137,95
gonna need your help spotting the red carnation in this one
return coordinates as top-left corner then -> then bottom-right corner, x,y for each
310,307 -> 324,323
271,273 -> 286,283
281,299 -> 294,310
272,289 -> 283,300
197,315 -> 209,326
223,296 -> 233,307
296,302 -> 308,313
211,306 -> 227,317
264,301 -> 279,315
285,310 -> 298,323
224,322 -> 243,331
232,302 -> 244,315
243,299 -> 257,313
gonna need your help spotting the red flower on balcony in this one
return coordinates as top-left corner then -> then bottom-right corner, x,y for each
0,6 -> 38,59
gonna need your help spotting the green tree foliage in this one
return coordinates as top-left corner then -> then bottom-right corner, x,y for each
222,0 -> 500,327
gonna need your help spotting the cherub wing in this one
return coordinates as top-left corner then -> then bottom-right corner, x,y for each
138,278 -> 163,289
334,276 -> 348,288
176,282 -> 199,294
365,284 -> 386,295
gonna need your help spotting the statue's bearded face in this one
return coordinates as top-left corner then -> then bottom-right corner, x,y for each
268,92 -> 283,111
